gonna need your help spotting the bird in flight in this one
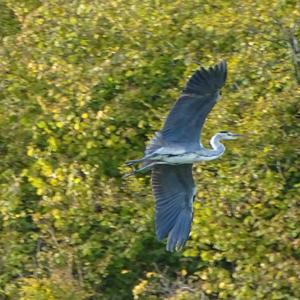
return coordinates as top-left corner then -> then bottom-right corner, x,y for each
125,61 -> 240,251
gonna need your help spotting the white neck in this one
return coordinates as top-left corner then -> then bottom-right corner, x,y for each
209,134 -> 225,157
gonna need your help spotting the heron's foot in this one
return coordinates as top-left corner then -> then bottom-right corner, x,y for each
122,170 -> 137,178
123,164 -> 142,178
123,162 -> 155,178
123,163 -> 137,178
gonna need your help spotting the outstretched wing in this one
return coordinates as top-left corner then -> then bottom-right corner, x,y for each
161,61 -> 227,146
152,164 -> 196,251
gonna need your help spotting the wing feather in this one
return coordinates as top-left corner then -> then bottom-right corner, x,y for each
160,61 -> 227,146
152,164 -> 195,251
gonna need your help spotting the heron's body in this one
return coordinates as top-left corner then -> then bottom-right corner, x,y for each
128,134 -> 226,167
125,61 -> 240,251
157,152 -> 220,164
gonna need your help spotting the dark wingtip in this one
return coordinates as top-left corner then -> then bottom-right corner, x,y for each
183,60 -> 227,95
217,60 -> 227,83
213,60 -> 227,84
165,209 -> 192,252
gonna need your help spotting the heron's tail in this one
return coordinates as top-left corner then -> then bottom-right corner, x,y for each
125,152 -> 158,166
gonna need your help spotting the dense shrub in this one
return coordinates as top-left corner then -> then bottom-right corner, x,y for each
0,0 -> 299,299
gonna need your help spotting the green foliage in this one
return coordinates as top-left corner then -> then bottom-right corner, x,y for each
0,0 -> 299,299
0,1 -> 20,39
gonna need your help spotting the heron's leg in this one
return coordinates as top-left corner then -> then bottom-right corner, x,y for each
125,158 -> 146,166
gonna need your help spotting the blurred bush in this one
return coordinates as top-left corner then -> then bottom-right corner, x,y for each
0,0 -> 299,299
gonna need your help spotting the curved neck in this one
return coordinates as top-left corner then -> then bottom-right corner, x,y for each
209,134 -> 225,156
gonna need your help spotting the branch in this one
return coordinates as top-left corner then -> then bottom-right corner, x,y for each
288,33 -> 300,84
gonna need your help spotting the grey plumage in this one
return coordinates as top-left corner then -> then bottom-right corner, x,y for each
152,164 -> 195,251
161,61 -> 227,146
125,61 -> 240,251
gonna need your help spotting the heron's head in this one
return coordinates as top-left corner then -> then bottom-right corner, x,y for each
218,131 -> 241,140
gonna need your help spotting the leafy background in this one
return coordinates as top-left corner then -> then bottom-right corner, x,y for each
0,0 -> 299,299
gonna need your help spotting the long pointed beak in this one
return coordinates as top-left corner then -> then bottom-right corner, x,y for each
231,133 -> 243,139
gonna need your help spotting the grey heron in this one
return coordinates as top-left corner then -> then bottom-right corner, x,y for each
125,61 -> 240,251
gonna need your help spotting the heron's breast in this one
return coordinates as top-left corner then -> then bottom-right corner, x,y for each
161,153 -> 200,164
